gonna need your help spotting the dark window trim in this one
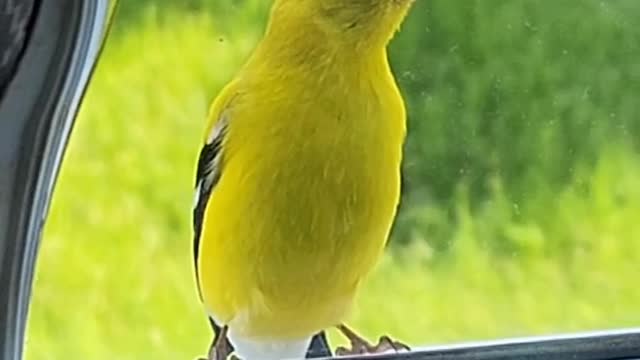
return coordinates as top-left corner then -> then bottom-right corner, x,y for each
0,0 -> 38,98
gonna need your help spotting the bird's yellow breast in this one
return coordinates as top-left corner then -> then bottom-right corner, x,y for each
198,54 -> 406,339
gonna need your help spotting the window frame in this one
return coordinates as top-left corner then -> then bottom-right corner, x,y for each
0,1 -> 111,359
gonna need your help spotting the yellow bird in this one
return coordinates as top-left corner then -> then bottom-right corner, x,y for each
192,0 -> 414,359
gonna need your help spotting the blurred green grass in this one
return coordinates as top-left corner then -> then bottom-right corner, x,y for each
25,2 -> 640,360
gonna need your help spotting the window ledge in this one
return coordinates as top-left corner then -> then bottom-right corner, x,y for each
327,328 -> 640,360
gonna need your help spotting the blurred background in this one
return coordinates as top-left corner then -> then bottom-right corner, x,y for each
25,1 -> 640,359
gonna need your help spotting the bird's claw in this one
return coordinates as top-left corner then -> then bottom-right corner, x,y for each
199,354 -> 239,360
335,334 -> 410,355
374,335 -> 411,353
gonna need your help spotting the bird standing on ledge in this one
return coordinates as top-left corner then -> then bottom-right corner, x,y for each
192,0 -> 415,359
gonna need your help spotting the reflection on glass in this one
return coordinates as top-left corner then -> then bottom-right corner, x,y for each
27,1 -> 640,359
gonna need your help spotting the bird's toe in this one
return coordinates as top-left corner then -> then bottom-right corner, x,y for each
372,335 -> 411,353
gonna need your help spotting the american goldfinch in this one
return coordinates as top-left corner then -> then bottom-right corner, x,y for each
192,0 -> 414,359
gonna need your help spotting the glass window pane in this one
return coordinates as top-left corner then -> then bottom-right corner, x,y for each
26,1 -> 640,359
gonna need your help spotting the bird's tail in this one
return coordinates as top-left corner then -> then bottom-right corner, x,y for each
306,331 -> 332,358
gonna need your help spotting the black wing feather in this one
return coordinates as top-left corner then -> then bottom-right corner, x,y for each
193,122 -> 226,299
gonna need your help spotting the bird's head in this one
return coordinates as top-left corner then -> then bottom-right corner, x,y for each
270,0 -> 415,49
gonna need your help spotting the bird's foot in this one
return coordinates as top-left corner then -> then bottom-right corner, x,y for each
197,354 -> 238,360
335,324 -> 410,356
202,325 -> 233,360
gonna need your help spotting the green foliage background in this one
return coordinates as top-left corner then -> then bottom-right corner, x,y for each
26,1 -> 640,359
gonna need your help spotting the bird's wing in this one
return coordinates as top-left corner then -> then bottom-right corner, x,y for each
192,108 -> 229,300
190,91 -> 333,359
